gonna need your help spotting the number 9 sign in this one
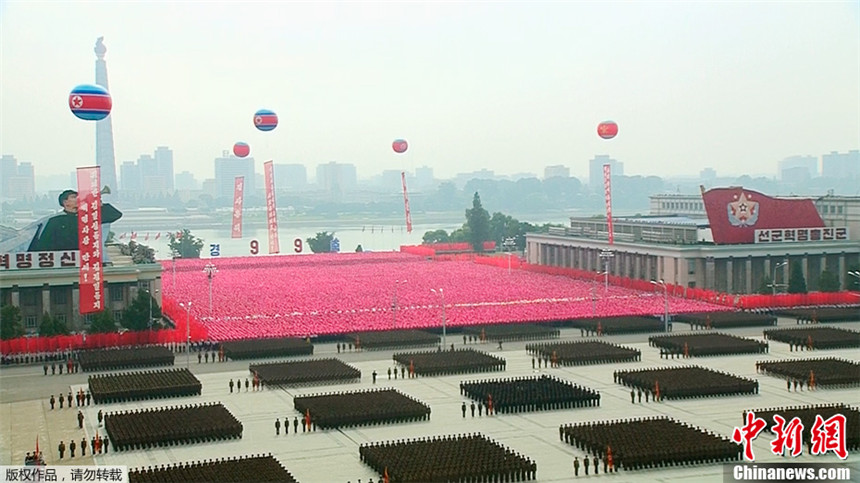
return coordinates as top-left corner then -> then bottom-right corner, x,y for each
250,239 -> 259,255
294,238 -> 302,253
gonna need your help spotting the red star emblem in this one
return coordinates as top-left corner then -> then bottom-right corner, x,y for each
255,116 -> 263,125
71,95 -> 84,108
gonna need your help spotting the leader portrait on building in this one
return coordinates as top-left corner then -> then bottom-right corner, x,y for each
27,189 -> 122,252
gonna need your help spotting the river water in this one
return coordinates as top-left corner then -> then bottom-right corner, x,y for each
109,211 -> 569,259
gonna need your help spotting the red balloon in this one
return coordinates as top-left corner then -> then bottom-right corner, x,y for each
233,142 -> 250,158
392,139 -> 408,153
597,121 -> 618,139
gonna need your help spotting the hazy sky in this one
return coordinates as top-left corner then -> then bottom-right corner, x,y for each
1,1 -> 858,182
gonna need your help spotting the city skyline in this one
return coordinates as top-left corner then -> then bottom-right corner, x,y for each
1,2 -> 858,183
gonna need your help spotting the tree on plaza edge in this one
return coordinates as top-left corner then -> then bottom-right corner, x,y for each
168,229 -> 204,259
0,303 -> 25,340
465,192 -> 491,253
306,231 -> 334,253
787,261 -> 808,294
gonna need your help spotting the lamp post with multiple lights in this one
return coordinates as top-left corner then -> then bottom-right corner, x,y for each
179,302 -> 192,368
431,288 -> 446,349
203,263 -> 218,317
392,280 -> 407,328
650,279 -> 669,332
771,261 -> 788,296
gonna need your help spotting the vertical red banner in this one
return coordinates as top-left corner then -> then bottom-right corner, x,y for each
401,171 -> 413,234
77,167 -> 103,315
603,163 -> 614,245
263,161 -> 280,254
231,176 -> 244,239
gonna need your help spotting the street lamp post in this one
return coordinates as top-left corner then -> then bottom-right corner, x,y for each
591,271 -> 606,317
203,263 -> 218,317
431,288 -> 446,349
772,261 -> 788,296
392,280 -> 407,328
651,280 -> 669,332
179,302 -> 192,368
147,287 -> 159,332
599,250 -> 614,291
503,237 -> 517,274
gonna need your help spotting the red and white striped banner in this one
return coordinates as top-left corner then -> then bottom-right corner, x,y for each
231,176 -> 244,239
401,171 -> 412,234
77,166 -> 104,315
603,163 -> 614,245
263,161 -> 280,254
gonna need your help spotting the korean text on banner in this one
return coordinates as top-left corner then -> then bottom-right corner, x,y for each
231,176 -> 244,239
263,161 -> 280,254
77,167 -> 103,315
603,163 -> 614,245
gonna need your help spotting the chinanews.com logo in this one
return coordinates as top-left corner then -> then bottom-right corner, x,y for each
725,411 -> 855,482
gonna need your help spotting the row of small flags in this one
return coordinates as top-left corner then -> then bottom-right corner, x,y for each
117,232 -> 182,241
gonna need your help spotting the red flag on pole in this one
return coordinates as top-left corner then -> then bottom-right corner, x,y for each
35,435 -> 40,464
305,408 -> 311,430
384,467 -> 390,483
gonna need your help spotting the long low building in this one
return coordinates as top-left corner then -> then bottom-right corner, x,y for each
527,187 -> 860,294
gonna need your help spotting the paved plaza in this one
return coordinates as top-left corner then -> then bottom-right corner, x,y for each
2,320 -> 858,482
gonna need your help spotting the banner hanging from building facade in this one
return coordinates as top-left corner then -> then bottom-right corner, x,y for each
77,167 -> 103,315
231,176 -> 244,239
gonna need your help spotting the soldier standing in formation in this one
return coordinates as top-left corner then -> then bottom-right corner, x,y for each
77,410 -> 84,429
470,402 -> 476,417
80,437 -> 86,456
59,395 -> 64,409
275,418 -> 281,435
69,440 -> 76,458
293,417 -> 299,434
50,395 -> 55,410
461,402 -> 467,418
98,410 -> 103,426
372,370 -> 377,384
631,389 -> 636,404
58,441 -> 65,459
573,456 -> 580,476
387,368 -> 391,379
583,455 -> 589,475
229,379 -> 234,393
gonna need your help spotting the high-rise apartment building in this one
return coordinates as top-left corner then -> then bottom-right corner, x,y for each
779,155 -> 818,181
822,150 -> 860,179
214,154 -> 255,199
316,162 -> 357,196
0,155 -> 36,200
544,165 -> 570,179
588,155 -> 623,190
272,164 -> 308,191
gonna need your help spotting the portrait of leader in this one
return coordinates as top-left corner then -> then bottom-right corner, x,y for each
28,189 -> 122,252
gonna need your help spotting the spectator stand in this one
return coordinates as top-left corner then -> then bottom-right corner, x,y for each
758,358 -> 860,388
293,388 -> 430,429
525,340 -> 640,366
129,454 -> 298,483
249,358 -> 361,387
763,327 -> 860,350
220,337 -> 313,361
343,330 -> 439,351
359,433 -> 536,482
673,311 -> 777,330
774,307 -> 860,325
78,346 -> 175,372
556,316 -> 665,335
745,404 -> 860,453
560,417 -> 741,471
392,349 -> 506,377
460,374 -> 600,413
616,366 -> 758,400
105,402 -> 242,451
88,368 -> 202,404
461,323 -> 560,343
648,333 -> 767,357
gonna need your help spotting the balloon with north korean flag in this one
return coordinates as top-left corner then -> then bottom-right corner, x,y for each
69,84 -> 112,121
233,142 -> 250,158
392,139 -> 408,153
597,120 -> 618,139
254,109 -> 278,131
